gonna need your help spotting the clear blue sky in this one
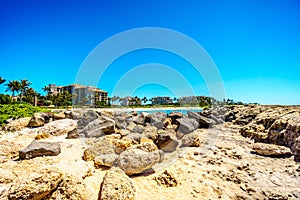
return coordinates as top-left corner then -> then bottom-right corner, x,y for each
0,0 -> 299,105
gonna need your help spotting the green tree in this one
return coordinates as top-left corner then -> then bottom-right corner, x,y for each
22,87 -> 37,104
5,80 -> 21,98
19,79 -> 31,102
0,77 -> 6,85
42,85 -> 51,95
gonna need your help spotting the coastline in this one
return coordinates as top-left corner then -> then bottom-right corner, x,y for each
95,106 -> 203,113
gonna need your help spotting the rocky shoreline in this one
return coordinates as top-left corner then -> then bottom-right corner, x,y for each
0,105 -> 299,199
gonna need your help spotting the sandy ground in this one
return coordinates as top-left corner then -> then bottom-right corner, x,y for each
0,124 -> 299,199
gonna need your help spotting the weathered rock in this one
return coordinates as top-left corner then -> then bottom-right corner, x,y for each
132,124 -> 146,134
142,125 -> 158,140
123,133 -> 144,143
153,170 -> 178,187
155,130 -> 179,152
126,122 -> 136,132
163,117 -> 172,128
85,136 -> 117,157
115,116 -> 127,130
268,114 -> 300,148
81,119 -> 107,138
133,115 -> 145,125
176,117 -> 199,134
82,149 -> 94,161
7,168 -> 62,200
19,140 -> 61,159
291,137 -> 300,162
188,111 -> 214,128
240,123 -> 268,142
117,142 -> 160,175
118,129 -> 131,136
47,174 -> 88,200
4,117 -> 31,131
94,154 -> 119,167
168,112 -> 183,124
149,112 -> 167,129
72,110 -> 99,129
28,112 -> 52,127
252,143 -> 292,157
36,119 -> 77,136
181,131 -> 202,147
53,112 -> 66,120
98,167 -> 136,200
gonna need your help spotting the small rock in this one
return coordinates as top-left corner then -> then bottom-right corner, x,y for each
94,154 -> 119,167
252,143 -> 292,157
28,112 -> 52,127
19,140 -> 61,159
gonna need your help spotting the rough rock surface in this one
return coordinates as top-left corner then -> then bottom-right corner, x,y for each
252,142 -> 292,157
98,167 -> 136,200
4,117 -> 31,131
155,130 -> 179,152
7,168 -> 63,200
181,131 -> 202,147
176,118 -> 199,134
36,118 -> 77,136
28,112 -> 52,127
19,140 -> 61,159
117,142 -> 160,175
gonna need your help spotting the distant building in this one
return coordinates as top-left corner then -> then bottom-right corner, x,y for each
152,96 -> 173,105
50,84 -> 108,106
120,96 -> 132,106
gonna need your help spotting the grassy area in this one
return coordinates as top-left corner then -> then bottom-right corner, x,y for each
0,103 -> 49,126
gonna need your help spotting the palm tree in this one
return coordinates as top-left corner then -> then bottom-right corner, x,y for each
0,77 -> 6,85
23,87 -> 37,104
42,85 -> 51,95
19,79 -> 31,102
5,80 -> 21,98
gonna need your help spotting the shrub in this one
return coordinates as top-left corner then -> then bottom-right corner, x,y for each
0,103 -> 49,126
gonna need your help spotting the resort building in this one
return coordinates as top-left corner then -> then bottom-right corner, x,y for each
152,96 -> 173,105
50,84 -> 108,106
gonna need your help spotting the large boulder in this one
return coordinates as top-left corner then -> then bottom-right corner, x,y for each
98,167 -> 136,200
117,142 -> 160,175
72,109 -> 99,129
4,117 -> 31,131
36,118 -> 77,136
132,114 -> 145,125
252,143 -> 292,157
28,112 -> 52,127
176,117 -> 199,134
19,140 -> 61,159
167,112 -> 183,125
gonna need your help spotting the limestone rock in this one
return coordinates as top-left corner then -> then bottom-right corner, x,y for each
115,116 -> 127,130
53,112 -> 66,120
47,174 -> 88,200
188,111 -> 214,128
142,125 -> 158,140
36,119 -> 77,136
117,142 -> 160,175
7,168 -> 62,200
94,154 -> 119,167
153,170 -> 178,187
4,117 -> 31,131
181,131 -> 202,147
98,167 -> 136,200
19,140 -> 61,159
28,112 -> 52,127
252,143 -> 292,157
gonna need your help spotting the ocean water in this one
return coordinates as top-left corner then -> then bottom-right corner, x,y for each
136,108 -> 202,115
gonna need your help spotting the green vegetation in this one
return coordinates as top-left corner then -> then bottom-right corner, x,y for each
0,103 -> 48,126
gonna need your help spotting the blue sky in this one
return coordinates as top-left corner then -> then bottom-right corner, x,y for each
0,0 -> 299,105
